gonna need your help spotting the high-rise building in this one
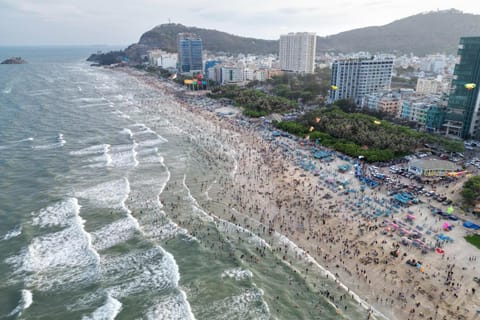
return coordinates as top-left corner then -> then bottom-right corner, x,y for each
177,33 -> 203,74
329,56 -> 394,105
279,32 -> 316,74
443,37 -> 480,139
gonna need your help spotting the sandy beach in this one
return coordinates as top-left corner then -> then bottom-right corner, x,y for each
127,68 -> 480,320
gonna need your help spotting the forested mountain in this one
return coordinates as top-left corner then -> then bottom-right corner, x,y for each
92,9 -> 480,63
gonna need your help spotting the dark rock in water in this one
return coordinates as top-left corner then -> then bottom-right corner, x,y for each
1,57 -> 28,64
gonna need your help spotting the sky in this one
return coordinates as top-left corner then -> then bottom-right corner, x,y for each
1,0 -> 480,46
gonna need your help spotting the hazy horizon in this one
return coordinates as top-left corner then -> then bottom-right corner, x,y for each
1,1 -> 479,46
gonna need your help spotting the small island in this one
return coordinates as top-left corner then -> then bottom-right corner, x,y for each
1,57 -> 28,64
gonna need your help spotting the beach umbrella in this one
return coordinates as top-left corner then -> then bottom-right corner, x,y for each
331,85 -> 338,90
447,206 -> 454,215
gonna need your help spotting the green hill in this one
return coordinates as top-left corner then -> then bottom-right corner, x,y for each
95,9 -> 480,63
124,23 -> 277,60
319,9 -> 480,55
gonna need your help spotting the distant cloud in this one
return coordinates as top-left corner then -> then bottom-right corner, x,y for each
0,0 -> 479,45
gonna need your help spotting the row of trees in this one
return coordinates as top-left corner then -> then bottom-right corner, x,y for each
268,69 -> 331,104
208,85 -> 297,117
274,103 -> 463,162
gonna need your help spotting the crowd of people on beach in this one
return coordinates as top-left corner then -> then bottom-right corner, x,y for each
125,69 -> 479,320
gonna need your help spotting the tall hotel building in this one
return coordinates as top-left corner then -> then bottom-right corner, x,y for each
279,32 -> 317,74
329,56 -> 394,105
177,33 -> 203,74
443,37 -> 480,139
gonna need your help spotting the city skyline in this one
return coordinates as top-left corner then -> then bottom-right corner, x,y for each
1,1 -> 479,46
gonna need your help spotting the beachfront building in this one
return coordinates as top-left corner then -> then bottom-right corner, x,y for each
408,159 -> 457,177
279,32 -> 317,74
399,94 -> 447,130
416,78 -> 440,95
362,92 -> 401,116
205,59 -> 221,78
148,50 -> 178,71
443,37 -> 480,139
329,56 -> 394,105
220,66 -> 244,85
177,33 -> 203,75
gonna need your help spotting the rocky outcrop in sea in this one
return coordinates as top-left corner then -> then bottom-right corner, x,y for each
1,57 -> 28,64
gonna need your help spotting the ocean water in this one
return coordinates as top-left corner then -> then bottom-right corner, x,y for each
0,47 -> 377,319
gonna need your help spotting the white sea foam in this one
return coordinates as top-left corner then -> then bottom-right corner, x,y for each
100,248 -> 176,298
206,288 -> 269,320
32,142 -> 64,150
32,198 -> 79,228
132,141 -> 139,167
70,144 -> 110,156
2,225 -> 22,241
82,294 -> 122,320
137,138 -> 166,148
78,97 -> 107,104
129,123 -> 168,143
136,147 -> 158,156
105,144 -> 113,166
7,289 -> 33,317
215,216 -> 270,249
120,128 -> 133,139
28,89 -> 51,96
6,199 -> 101,291
76,179 -> 129,209
106,143 -> 137,168
22,289 -> 33,309
78,103 -> 110,109
18,137 -> 34,142
3,87 -> 12,94
146,220 -> 194,242
182,175 -> 213,222
24,199 -> 100,273
146,291 -> 196,320
221,268 -> 253,281
121,178 -> 140,229
57,133 -> 66,146
91,217 -> 138,251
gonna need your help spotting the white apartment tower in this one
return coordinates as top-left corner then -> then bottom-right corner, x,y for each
279,32 -> 317,74
329,56 -> 394,105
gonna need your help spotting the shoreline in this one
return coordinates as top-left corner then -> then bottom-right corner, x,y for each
121,67 -> 480,320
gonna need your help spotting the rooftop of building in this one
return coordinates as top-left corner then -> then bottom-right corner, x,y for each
409,159 -> 457,171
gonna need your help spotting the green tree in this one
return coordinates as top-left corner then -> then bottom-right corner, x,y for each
461,176 -> 480,208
